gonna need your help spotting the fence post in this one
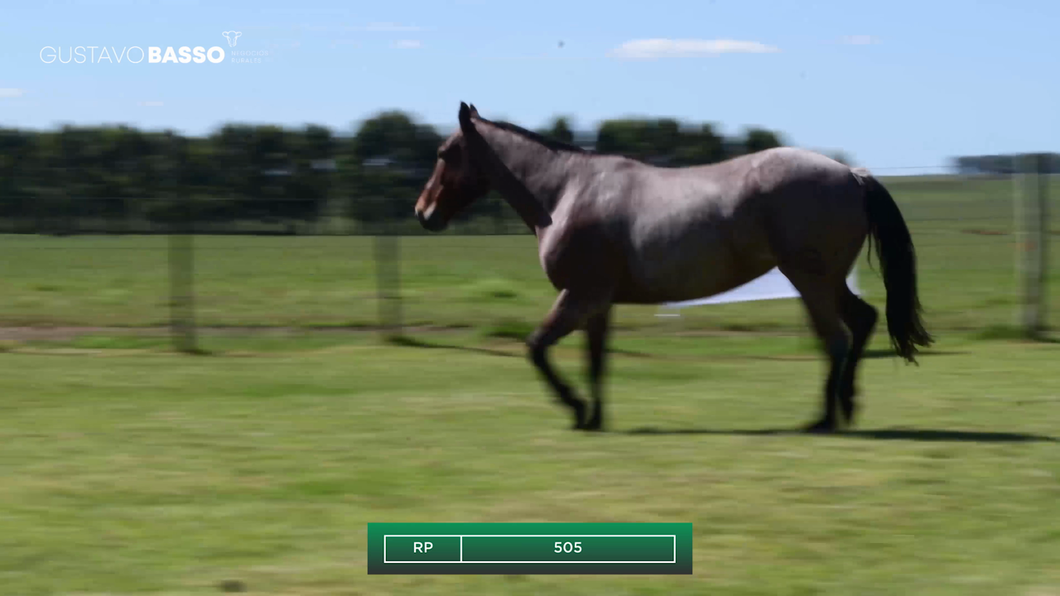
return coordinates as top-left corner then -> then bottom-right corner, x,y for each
1035,153 -> 1049,334
374,223 -> 403,340
168,197 -> 198,353
1014,153 -> 1047,339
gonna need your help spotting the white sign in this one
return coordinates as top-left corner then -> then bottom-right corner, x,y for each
657,267 -> 861,315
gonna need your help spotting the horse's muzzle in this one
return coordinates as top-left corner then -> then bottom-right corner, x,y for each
415,208 -> 447,232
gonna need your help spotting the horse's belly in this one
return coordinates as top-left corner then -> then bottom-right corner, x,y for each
617,232 -> 774,304
618,269 -> 759,304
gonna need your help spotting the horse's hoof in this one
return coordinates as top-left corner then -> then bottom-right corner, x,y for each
564,401 -> 588,430
573,419 -> 605,432
840,395 -> 858,426
840,407 -> 858,427
803,418 -> 839,434
582,411 -> 604,432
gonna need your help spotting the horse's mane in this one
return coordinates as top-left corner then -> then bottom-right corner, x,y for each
482,119 -> 588,154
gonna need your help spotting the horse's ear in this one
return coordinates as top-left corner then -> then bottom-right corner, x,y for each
458,102 -> 474,132
469,104 -> 479,118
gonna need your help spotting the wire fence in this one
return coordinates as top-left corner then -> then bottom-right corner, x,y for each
0,164 -> 1055,351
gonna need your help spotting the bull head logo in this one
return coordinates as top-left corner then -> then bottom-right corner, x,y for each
222,31 -> 242,47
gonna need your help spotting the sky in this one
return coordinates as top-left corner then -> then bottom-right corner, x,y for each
1,0 -> 1057,173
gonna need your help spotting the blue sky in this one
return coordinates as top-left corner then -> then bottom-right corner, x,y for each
1,0 -> 1056,172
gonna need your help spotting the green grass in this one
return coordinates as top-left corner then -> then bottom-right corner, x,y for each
1,176 -> 1058,334
0,331 -> 1057,595
0,175 -> 1059,594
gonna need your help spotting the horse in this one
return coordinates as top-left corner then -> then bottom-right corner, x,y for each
414,102 -> 933,433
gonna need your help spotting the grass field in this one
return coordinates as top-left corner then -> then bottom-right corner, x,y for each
1,175 -> 1059,595
1,176 -> 1058,335
0,333 -> 1058,595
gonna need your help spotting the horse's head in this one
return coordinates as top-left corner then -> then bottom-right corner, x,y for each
414,102 -> 492,232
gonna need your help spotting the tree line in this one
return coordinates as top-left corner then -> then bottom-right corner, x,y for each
0,110 -> 797,234
953,154 -> 1060,175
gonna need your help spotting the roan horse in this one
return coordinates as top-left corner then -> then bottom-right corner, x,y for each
414,103 -> 933,433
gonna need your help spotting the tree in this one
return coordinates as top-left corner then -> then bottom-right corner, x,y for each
741,127 -> 784,155
596,119 -> 657,162
350,110 -> 440,168
343,111 -> 442,226
673,123 -> 725,166
210,123 -> 256,217
649,118 -> 681,163
0,113 -> 799,233
0,129 -> 36,220
286,125 -> 336,223
596,118 -> 768,167
538,116 -> 574,144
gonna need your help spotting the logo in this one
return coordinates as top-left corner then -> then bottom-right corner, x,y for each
40,45 -> 225,64
38,33 -> 264,65
224,31 -> 269,64
222,31 -> 242,47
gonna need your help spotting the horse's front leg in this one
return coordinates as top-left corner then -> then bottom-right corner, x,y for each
526,289 -> 611,431
584,308 -> 612,431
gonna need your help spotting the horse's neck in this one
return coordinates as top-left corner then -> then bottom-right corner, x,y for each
479,126 -> 575,216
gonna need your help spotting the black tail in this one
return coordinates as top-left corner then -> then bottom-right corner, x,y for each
860,172 -> 934,363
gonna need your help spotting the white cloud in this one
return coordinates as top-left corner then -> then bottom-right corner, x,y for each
610,38 -> 779,59
840,35 -> 879,45
392,39 -> 422,49
139,101 -> 164,107
0,88 -> 25,98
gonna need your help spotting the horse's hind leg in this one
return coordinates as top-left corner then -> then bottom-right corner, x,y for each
780,266 -> 852,433
584,308 -> 612,431
527,289 -> 610,431
838,288 -> 878,426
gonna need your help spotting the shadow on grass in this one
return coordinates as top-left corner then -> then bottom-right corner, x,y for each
624,426 -> 1057,443
385,335 -> 522,359
388,334 -> 972,363
607,347 -> 970,361
860,348 -> 969,359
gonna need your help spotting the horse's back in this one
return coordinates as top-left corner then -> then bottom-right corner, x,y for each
608,148 -> 868,303
609,155 -> 773,302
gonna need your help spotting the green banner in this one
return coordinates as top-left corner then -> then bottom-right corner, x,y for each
367,523 -> 692,575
